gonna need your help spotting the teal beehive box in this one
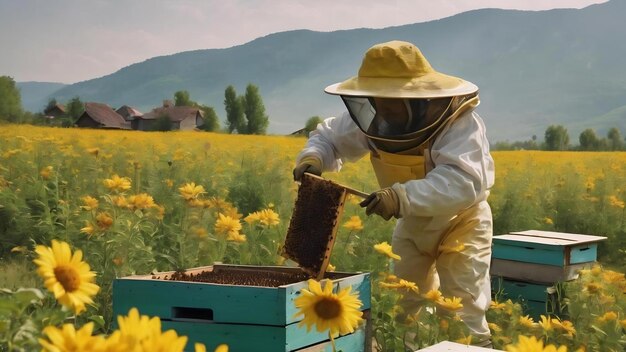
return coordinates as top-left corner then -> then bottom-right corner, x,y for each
113,264 -> 371,352
491,278 -> 562,319
491,230 -> 606,283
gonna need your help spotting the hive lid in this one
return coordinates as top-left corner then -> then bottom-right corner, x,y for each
495,230 -> 607,246
281,173 -> 348,280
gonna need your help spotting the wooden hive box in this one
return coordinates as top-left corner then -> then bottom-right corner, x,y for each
491,230 -> 606,283
113,264 -> 371,352
491,278 -> 563,319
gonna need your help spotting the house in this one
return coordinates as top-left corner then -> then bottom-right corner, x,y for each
75,102 -> 130,129
136,100 -> 204,131
116,105 -> 143,122
43,103 -> 66,119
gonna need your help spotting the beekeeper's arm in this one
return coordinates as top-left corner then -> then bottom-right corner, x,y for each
294,112 -> 369,180
393,112 -> 495,217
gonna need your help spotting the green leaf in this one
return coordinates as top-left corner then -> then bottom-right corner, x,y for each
87,315 -> 106,331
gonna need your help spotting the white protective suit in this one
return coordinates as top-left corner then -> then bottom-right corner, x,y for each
296,106 -> 495,345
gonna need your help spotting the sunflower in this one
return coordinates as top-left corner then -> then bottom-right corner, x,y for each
518,315 -> 537,328
39,322 -> 105,352
258,209 -> 280,227
103,174 -> 132,192
342,216 -> 363,231
34,240 -> 100,314
373,242 -> 401,260
379,279 -> 419,294
505,335 -> 567,352
179,182 -> 206,201
437,297 -> 463,311
128,193 -> 156,210
294,279 -> 363,338
80,196 -> 99,211
215,213 -> 242,236
423,289 -> 443,303
105,307 -> 188,351
195,343 -> 229,352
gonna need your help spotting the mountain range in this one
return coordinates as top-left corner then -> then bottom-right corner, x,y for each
17,0 -> 626,141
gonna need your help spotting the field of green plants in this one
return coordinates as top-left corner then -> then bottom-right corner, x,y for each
0,125 -> 625,351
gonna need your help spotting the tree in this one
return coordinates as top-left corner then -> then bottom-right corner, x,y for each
199,105 -> 220,132
153,113 -> 173,131
243,84 -> 269,135
544,125 -> 570,151
579,128 -> 601,151
174,90 -> 193,107
304,116 -> 323,135
65,96 -> 84,123
607,127 -> 624,151
44,98 -> 58,113
224,85 -> 245,133
0,76 -> 23,122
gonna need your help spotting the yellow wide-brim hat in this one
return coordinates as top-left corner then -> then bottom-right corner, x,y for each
325,40 -> 478,98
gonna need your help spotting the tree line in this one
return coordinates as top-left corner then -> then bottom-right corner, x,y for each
492,125 -> 626,151
0,75 -> 270,135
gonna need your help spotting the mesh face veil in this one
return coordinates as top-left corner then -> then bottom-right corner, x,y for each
341,96 -> 454,144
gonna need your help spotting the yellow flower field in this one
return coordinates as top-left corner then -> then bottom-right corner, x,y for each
1,124 -> 625,351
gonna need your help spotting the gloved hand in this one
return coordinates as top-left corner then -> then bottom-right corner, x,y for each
293,156 -> 323,181
360,187 -> 401,220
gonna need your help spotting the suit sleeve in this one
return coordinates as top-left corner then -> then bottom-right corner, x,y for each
296,112 -> 370,171
391,111 -> 495,217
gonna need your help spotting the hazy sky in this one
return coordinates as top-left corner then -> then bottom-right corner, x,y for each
0,0 -> 605,84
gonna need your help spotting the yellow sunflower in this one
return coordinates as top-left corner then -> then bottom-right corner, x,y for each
373,242 -> 401,260
80,196 -> 99,211
103,174 -> 132,192
215,213 -> 242,236
518,315 -> 537,328
505,335 -> 567,352
128,193 -> 156,210
294,279 -> 363,337
437,297 -> 463,311
258,209 -> 280,227
342,216 -> 363,231
106,307 -> 187,351
423,289 -> 443,303
195,343 -> 229,352
34,240 -> 100,314
179,182 -> 206,201
39,322 -> 105,352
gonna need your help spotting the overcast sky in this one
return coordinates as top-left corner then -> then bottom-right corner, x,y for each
0,0 -> 605,84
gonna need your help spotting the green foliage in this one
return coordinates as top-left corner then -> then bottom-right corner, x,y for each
199,105 -> 220,132
153,114 -> 173,131
65,96 -> 84,123
224,86 -> 245,134
0,76 -> 23,123
243,84 -> 269,135
174,90 -> 192,107
304,116 -> 323,135
544,125 -> 570,151
607,127 -> 624,151
579,128 -> 602,151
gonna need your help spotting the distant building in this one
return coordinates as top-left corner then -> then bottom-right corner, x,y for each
136,100 -> 204,131
43,103 -> 66,119
116,105 -> 143,122
75,102 -> 130,129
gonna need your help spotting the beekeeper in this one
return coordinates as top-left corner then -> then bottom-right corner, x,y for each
293,40 -> 495,347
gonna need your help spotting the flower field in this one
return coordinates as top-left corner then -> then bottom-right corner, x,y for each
1,124 -> 625,351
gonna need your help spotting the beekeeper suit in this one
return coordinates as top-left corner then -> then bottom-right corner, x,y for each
293,41 -> 495,347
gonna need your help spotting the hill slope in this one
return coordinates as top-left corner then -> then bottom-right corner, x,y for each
40,1 -> 626,140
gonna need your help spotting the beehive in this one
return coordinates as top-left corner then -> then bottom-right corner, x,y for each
490,230 -> 605,318
281,173 -> 348,279
113,265 -> 371,351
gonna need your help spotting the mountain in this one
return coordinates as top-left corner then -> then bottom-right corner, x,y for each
36,0 -> 626,141
17,82 -> 67,113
